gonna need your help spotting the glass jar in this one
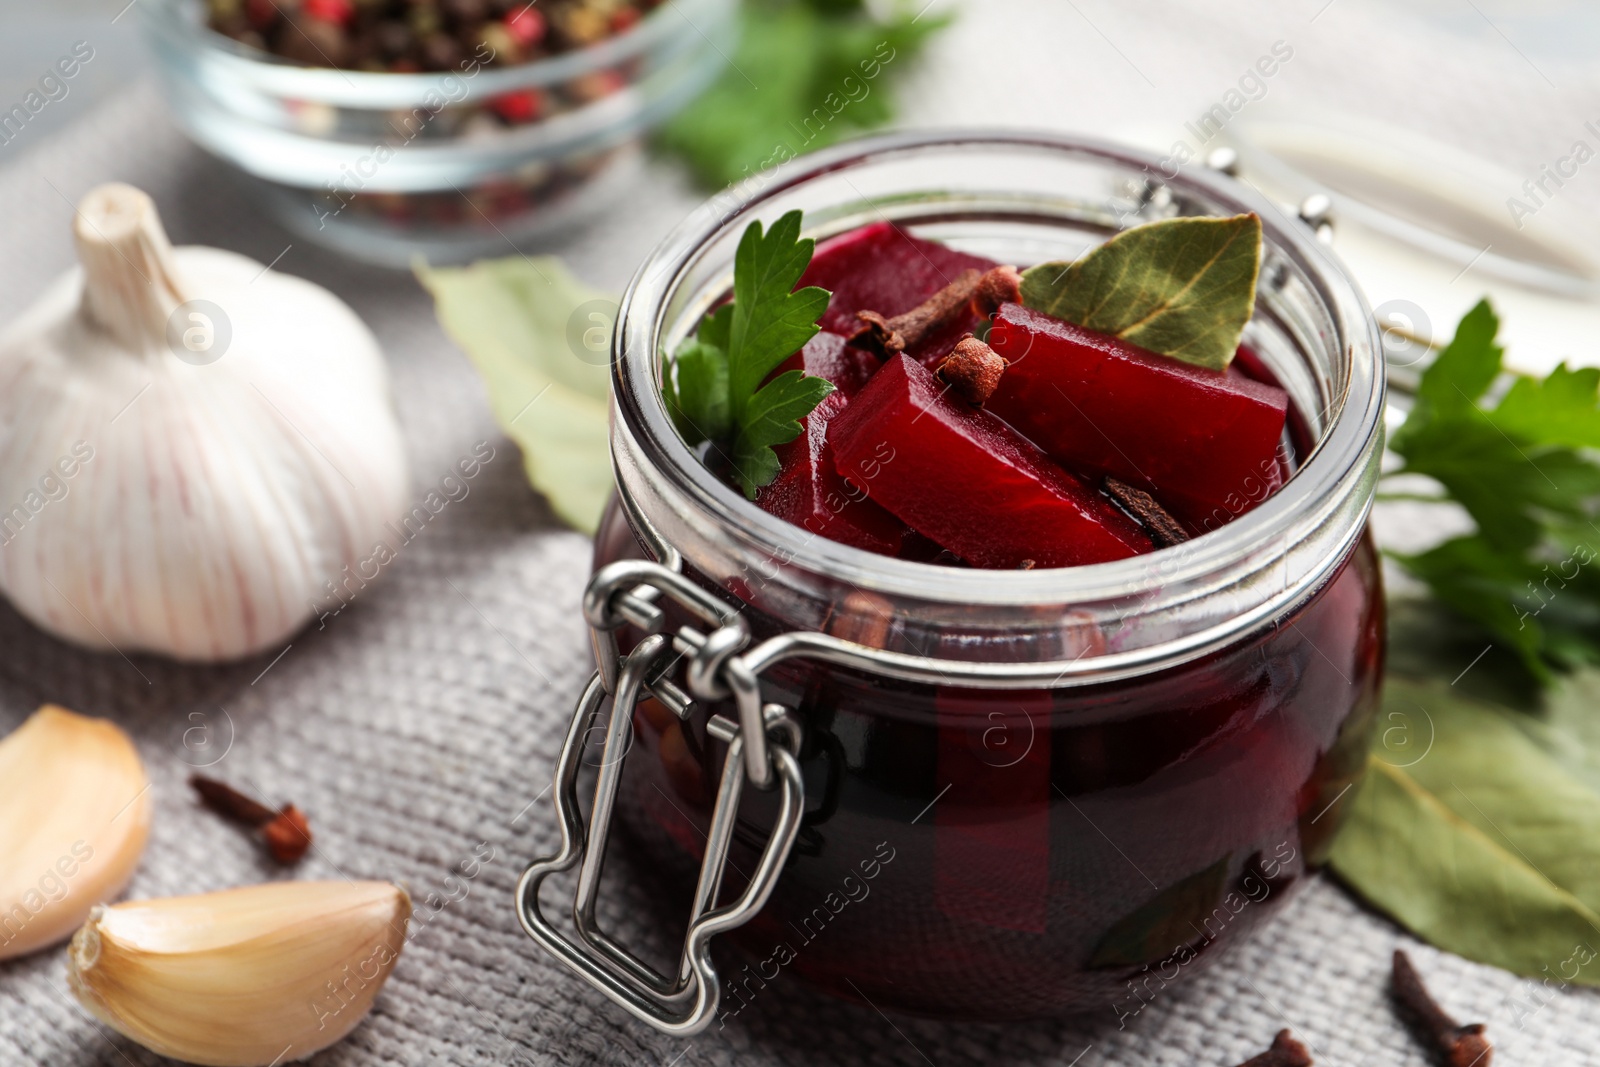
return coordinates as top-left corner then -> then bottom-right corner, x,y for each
523,131 -> 1385,1031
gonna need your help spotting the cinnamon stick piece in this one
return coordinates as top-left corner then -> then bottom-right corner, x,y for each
1391,950 -> 1493,1067
1103,477 -> 1189,548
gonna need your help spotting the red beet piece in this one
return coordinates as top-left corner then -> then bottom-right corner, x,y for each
771,331 -> 881,399
756,334 -> 909,555
830,354 -> 1152,568
798,222 -> 998,363
987,304 -> 1290,532
758,392 -> 908,555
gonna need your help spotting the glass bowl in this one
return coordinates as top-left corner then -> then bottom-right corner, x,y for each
518,130 -> 1388,1029
143,0 -> 735,265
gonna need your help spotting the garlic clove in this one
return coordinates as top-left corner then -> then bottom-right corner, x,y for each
0,705 -> 151,960
68,880 -> 411,1067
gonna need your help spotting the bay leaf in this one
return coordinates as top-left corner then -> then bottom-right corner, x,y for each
1019,214 -> 1261,371
1508,664 -> 1600,800
418,257 -> 613,535
1328,677 -> 1600,981
1088,856 -> 1230,968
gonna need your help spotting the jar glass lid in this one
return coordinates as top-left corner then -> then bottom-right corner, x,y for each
1219,106 -> 1600,380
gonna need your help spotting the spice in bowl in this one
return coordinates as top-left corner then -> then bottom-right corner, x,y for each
205,0 -> 663,72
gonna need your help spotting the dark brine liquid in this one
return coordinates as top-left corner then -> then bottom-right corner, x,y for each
592,501 -> 1383,1021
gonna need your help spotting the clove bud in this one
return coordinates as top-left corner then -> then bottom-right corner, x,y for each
936,336 -> 1007,406
851,265 -> 1022,356
973,264 -> 1023,315
1391,949 -> 1493,1067
190,775 -> 314,864
1232,1029 -> 1313,1067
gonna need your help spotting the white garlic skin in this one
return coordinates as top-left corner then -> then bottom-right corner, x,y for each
0,184 -> 409,661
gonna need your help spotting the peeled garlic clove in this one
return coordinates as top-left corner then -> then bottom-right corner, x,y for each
0,183 -> 410,661
0,705 -> 151,960
69,881 -> 410,1067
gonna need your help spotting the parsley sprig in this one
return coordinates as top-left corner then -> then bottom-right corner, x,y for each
655,0 -> 950,190
1387,299 -> 1600,684
665,210 -> 834,497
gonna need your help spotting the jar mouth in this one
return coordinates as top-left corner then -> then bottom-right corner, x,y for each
613,130 -> 1383,660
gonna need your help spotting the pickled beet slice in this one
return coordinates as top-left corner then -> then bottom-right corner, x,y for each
771,331 -> 880,399
987,304 -> 1289,532
830,354 -> 1152,568
798,221 -> 998,363
757,392 -> 908,555
755,333 -> 909,555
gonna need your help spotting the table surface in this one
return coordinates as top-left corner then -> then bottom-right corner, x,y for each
2,1 -> 1599,1064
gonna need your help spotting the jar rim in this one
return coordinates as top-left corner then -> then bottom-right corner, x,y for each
613,130 -> 1383,624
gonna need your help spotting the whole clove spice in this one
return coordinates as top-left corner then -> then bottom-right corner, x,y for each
261,805 -> 314,864
190,774 -> 276,824
1232,1029 -> 1313,1067
851,265 -> 1022,357
190,775 -> 314,864
1103,477 -> 1190,548
1391,950 -> 1493,1067
973,264 -> 1023,315
935,336 -> 1007,406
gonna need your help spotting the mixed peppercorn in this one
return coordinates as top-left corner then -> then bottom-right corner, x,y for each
206,0 -> 662,72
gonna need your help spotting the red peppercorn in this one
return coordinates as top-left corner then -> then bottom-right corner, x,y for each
302,0 -> 355,26
489,88 -> 544,124
504,6 -> 546,48
244,0 -> 279,31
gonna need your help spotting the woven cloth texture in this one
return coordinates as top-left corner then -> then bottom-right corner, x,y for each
2,0 -> 1599,1063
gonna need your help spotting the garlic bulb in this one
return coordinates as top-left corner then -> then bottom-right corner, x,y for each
0,183 -> 409,661
69,881 -> 411,1067
0,705 -> 151,960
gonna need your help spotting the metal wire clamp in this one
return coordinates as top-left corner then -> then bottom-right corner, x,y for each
515,559 -> 806,1035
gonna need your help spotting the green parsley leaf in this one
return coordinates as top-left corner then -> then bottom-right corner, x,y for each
699,301 -> 733,352
663,211 -> 834,497
732,370 -> 835,497
1386,298 -> 1600,683
1494,363 -> 1600,449
1018,214 -> 1262,371
1390,535 -> 1555,683
667,306 -> 733,446
1403,297 -> 1502,418
655,0 -> 951,190
728,211 -> 830,415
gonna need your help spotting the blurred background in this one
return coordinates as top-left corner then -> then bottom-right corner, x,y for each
6,0 -> 1600,375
